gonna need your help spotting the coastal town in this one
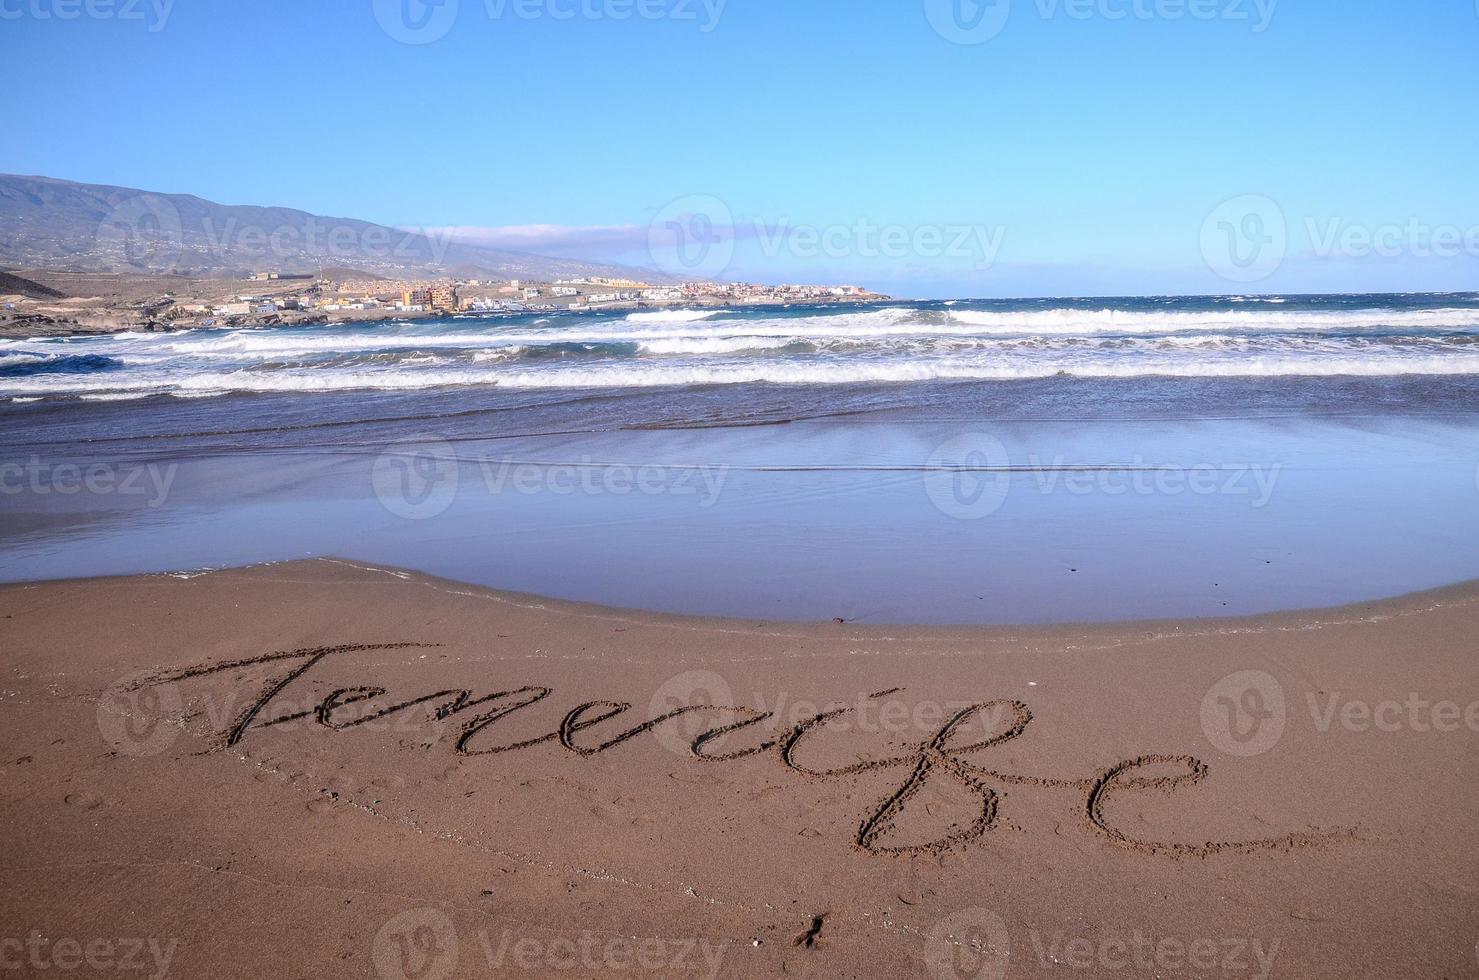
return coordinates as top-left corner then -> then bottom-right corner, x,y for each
307,274 -> 884,319
0,269 -> 889,336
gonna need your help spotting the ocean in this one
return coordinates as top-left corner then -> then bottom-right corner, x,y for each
4,293 -> 1479,623
6,294 -> 1479,401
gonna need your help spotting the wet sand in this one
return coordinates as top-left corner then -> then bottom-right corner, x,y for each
2,559 -> 1477,977
6,401 -> 1479,625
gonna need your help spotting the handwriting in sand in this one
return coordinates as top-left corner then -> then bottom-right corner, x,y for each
123,643 -> 1346,857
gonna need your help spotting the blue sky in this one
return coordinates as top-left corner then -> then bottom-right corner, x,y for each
4,0 -> 1478,297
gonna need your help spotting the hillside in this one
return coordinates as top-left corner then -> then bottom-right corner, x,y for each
0,174 -> 671,283
0,270 -> 66,299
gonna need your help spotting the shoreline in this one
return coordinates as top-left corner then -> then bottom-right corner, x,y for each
5,403 -> 1479,625
0,276 -> 893,340
4,557 -> 1478,976
0,297 -> 887,340
8,555 -> 1479,633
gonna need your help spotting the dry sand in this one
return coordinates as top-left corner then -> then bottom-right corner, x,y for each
2,559 -> 1477,978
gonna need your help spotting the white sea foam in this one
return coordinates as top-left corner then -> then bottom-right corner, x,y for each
470,347 -> 525,362
461,354 -> 1479,388
625,309 -> 724,323
5,347 -> 1478,397
940,307 -> 1479,333
636,336 -> 796,355
5,302 -> 1479,399
13,305 -> 1477,364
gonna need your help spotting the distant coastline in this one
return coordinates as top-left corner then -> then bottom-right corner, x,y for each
0,269 -> 891,339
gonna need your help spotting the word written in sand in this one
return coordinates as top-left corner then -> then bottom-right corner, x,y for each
125,643 -> 1349,858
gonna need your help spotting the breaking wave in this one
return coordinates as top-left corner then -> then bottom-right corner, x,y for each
0,352 -> 124,376
6,295 -> 1479,400
624,309 -> 724,323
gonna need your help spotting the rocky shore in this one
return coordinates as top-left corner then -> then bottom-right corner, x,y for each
0,269 -> 889,339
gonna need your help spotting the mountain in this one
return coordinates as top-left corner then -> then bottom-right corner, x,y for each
0,175 -> 671,283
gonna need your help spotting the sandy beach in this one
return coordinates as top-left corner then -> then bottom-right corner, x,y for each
3,558 -> 1477,978
10,1 -> 1479,976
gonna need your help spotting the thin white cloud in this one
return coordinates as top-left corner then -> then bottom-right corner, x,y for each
425,224 -> 650,254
